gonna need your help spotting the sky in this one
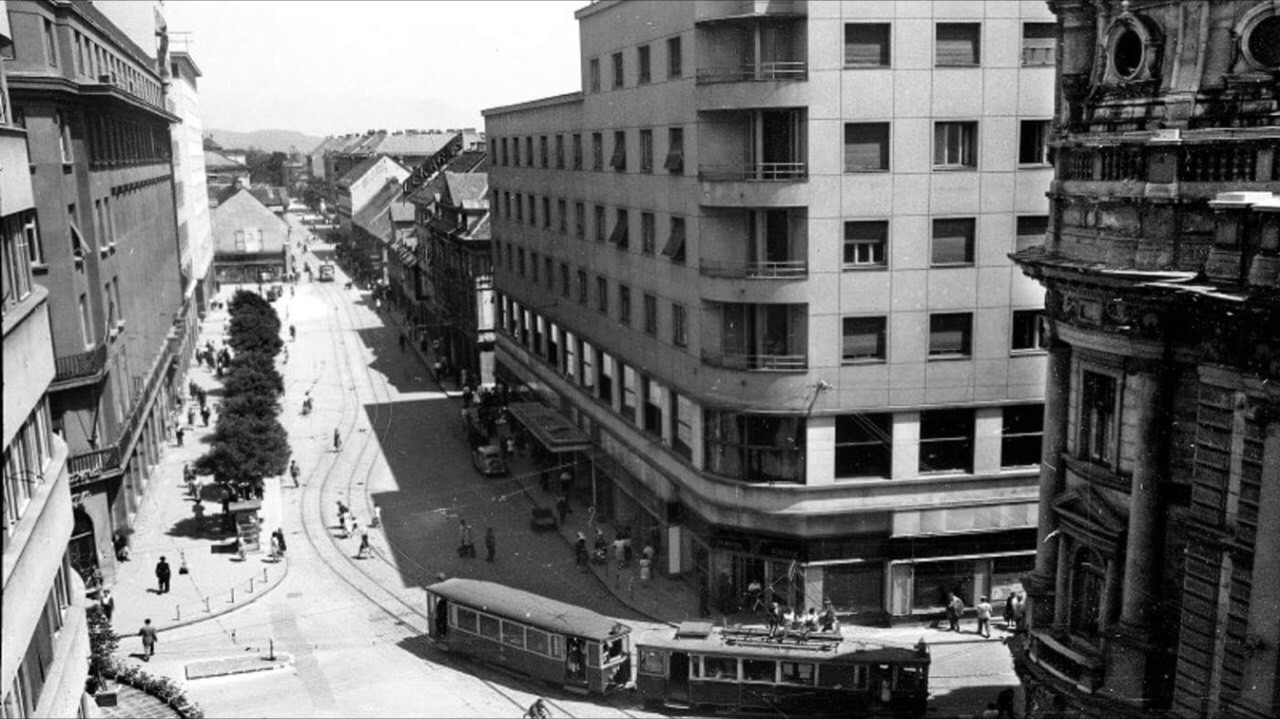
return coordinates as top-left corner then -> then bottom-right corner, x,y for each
163,1 -> 585,137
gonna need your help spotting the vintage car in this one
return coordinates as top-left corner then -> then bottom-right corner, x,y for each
471,446 -> 508,477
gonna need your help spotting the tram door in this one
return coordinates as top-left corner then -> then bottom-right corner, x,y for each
668,652 -> 690,702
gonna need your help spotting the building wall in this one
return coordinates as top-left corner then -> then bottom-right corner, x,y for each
485,0 -> 1054,618
169,54 -> 213,305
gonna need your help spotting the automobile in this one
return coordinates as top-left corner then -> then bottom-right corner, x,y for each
530,507 -> 558,533
471,445 -> 508,477
317,264 -> 335,282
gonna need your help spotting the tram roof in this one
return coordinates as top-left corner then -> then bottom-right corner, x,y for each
636,624 -> 929,665
427,579 -> 630,640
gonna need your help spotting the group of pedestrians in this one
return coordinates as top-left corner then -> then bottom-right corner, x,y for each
944,591 -> 1025,638
455,519 -> 498,563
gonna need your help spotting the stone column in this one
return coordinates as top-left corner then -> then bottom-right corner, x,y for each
1104,364 -> 1172,705
1239,410 -> 1280,714
1029,340 -> 1071,628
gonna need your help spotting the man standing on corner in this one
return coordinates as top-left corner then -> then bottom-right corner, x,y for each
155,556 -> 171,594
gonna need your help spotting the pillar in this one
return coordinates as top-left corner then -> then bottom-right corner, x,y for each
1029,340 -> 1071,628
1238,412 -> 1280,715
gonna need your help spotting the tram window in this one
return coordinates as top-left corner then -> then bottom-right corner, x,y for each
640,649 -> 667,675
703,657 -> 738,681
502,621 -> 526,648
818,663 -> 868,689
456,608 -> 479,634
549,635 -> 565,658
898,665 -> 925,691
780,661 -> 816,685
690,656 -> 704,679
587,641 -> 601,668
479,614 -> 501,640
526,629 -> 550,656
743,659 -> 776,683
604,638 -> 625,661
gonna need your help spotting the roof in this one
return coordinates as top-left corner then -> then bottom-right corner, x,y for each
248,186 -> 288,208
374,132 -> 456,157
637,624 -> 930,664
390,199 -> 415,224
210,190 -> 289,255
506,402 -> 589,452
427,579 -> 630,640
205,150 -> 248,171
336,154 -> 407,189
405,151 -> 487,206
352,182 -> 405,241
444,172 -> 488,209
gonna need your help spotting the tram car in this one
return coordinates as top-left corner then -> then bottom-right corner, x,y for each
425,578 -> 631,694
635,622 -> 930,718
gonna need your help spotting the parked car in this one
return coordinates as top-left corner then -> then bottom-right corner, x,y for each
471,446 -> 508,477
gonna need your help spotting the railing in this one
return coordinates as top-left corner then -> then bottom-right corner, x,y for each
53,343 -> 108,384
1061,142 -> 1274,184
699,162 -> 807,181
1099,146 -> 1145,181
695,61 -> 808,84
1182,145 -> 1258,183
702,349 -> 808,371
700,259 -> 808,278
68,447 -> 122,487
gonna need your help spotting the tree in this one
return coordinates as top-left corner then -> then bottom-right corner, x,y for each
193,414 -> 289,486
222,360 -> 283,398
245,149 -> 287,186
87,605 -> 119,680
218,392 -> 280,421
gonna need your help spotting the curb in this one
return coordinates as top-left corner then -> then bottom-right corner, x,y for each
154,558 -> 290,635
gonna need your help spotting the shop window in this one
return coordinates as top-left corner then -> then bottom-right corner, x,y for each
1001,404 -> 1043,468
990,555 -> 1035,603
834,413 -> 892,478
919,408 -> 974,473
823,563 -> 884,615
911,559 -> 974,611
1070,548 -> 1106,643
845,23 -> 890,67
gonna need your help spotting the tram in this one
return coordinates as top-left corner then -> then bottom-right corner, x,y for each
425,578 -> 632,694
317,263 -> 335,282
634,622 -> 930,718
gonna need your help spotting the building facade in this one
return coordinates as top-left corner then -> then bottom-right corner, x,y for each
168,50 -> 213,312
211,188 -> 290,284
2,2 -> 92,715
484,0 -> 1055,620
1011,1 -> 1280,717
6,0 -> 184,589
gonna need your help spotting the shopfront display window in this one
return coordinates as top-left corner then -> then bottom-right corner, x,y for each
824,563 -> 884,615
910,560 -> 975,611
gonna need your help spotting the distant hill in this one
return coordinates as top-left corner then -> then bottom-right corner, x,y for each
205,128 -> 324,154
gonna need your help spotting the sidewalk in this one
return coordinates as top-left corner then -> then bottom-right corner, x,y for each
108,294 -> 288,645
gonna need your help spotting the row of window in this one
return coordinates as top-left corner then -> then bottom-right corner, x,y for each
589,36 -> 683,93
841,309 -> 1045,364
495,202 -> 686,261
638,650 -> 923,690
491,127 -> 683,174
1,15 -> 163,108
3,397 -> 54,531
845,119 -> 1051,172
1,212 -> 40,315
452,605 -> 566,659
843,21 -> 1056,69
1,553 -> 74,719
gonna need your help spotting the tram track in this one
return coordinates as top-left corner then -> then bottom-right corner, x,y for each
285,252 -> 647,719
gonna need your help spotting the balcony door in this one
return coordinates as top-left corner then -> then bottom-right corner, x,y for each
746,111 -> 804,177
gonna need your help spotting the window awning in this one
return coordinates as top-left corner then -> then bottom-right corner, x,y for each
506,402 -> 591,453
661,221 -> 686,258
663,149 -> 684,173
609,221 -> 627,245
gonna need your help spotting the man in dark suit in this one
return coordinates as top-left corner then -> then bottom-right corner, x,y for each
155,556 -> 171,594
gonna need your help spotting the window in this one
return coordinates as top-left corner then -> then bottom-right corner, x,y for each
515,193 -> 524,223
68,204 -> 85,256
596,276 -> 608,313
780,662 -> 817,685
627,213 -> 650,258
574,202 -> 585,238
1022,22 -> 1056,66
501,620 -> 525,648
24,216 -> 44,266
638,45 -> 651,84
78,293 -> 93,347
845,23 -> 891,67
668,36 -> 683,78
703,657 -> 737,681
1070,548 -> 1106,642
842,317 -> 886,362
919,408 -> 974,473
530,252 -> 539,283
526,136 -> 534,166
510,137 -> 519,166
1079,371 -> 1117,465
1019,120 -> 1050,165
594,205 -> 606,242
542,197 -> 551,228
592,133 -> 603,171
619,285 -> 632,325
612,52 -> 624,89
743,659 -> 776,683
936,23 -> 981,66
557,199 -> 568,233
57,111 -> 73,162
662,217 -> 686,264
539,135 -> 548,167
843,221 -> 887,268
844,123 -> 890,172
639,129 -> 653,172
589,58 -> 601,92
835,413 -> 892,479
478,614 -> 501,640
643,294 -> 657,335
545,256 -> 554,290
665,127 -> 684,173
612,209 -> 629,248
1011,310 -> 1045,352
611,130 -> 626,171
1001,404 -> 1044,468
560,263 -> 570,298
517,248 -> 525,277
526,628 -> 550,655
934,122 -> 977,168
555,135 -> 565,168
573,133 -> 583,170
931,218 -> 975,265
928,312 -> 972,357
44,18 -> 58,67
577,269 -> 588,305
671,303 -> 688,346
1016,215 -> 1048,252
2,212 -> 36,308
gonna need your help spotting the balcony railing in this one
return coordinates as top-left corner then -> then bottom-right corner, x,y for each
700,259 -> 808,278
696,61 -> 808,84
699,163 -> 807,181
52,343 -> 108,385
702,349 -> 808,371
1059,142 -> 1275,184
67,447 -> 122,487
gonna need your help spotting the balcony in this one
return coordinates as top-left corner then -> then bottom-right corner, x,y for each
67,446 -> 122,488
700,163 -> 807,182
50,343 -> 109,390
700,259 -> 807,279
701,349 -> 807,372
695,0 -> 805,24
696,61 -> 807,84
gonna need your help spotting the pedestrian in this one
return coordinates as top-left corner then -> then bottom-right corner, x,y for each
339,513 -> 349,538
290,324 -> 296,342
100,589 -> 115,622
946,592 -> 963,632
337,501 -> 348,526
976,595 -> 993,638
175,425 -> 185,446
559,470 -> 573,496
155,556 -> 171,594
200,405 -> 211,427
819,600 -> 838,632
574,532 -> 588,567
371,505 -> 381,528
1013,592 -> 1027,632
289,459 -> 301,487
350,515 -> 359,539
523,697 -> 550,719
432,359 -> 443,382
192,499 -> 205,532
275,528 -> 287,558
333,428 -> 342,451
357,532 -> 371,559
270,532 -> 281,562
484,527 -> 496,563
1004,593 -> 1017,630
555,494 -> 569,525
613,534 -> 626,570
187,405 -> 196,426
138,619 -> 158,661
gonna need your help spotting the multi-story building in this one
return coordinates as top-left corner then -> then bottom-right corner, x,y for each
2,1 -> 92,714
168,49 -> 213,312
1011,1 -> 1280,717
6,0 -> 183,587
484,0 -> 1056,620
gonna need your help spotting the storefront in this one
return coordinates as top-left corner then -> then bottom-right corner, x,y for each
505,401 -> 592,501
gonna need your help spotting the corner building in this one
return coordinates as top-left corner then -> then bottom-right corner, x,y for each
485,0 -> 1054,621
1011,1 -> 1280,717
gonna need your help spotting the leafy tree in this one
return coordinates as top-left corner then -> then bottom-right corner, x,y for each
223,357 -> 283,397
227,310 -> 283,359
194,415 -> 289,485
218,392 -> 280,420
245,149 -> 287,185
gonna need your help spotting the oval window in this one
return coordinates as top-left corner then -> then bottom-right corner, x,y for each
1246,16 -> 1280,69
1113,29 -> 1144,78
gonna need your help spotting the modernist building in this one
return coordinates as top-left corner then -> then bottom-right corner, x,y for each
6,0 -> 183,588
2,2 -> 91,715
211,187 -> 290,284
484,0 -> 1056,620
168,49 -> 213,312
1011,1 -> 1280,717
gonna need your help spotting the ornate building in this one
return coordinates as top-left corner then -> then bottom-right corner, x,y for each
1012,1 -> 1279,717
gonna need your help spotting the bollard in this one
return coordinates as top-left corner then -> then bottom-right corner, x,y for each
204,597 -> 211,613
249,577 -> 254,593
175,604 -> 181,621
269,638 -> 275,661
263,568 -> 269,582
230,587 -> 235,604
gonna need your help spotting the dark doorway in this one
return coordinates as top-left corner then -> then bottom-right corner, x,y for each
668,652 -> 690,702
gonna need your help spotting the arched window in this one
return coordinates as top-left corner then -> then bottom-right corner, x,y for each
1070,547 -> 1106,643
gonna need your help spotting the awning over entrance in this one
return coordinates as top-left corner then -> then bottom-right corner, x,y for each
506,402 -> 591,453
